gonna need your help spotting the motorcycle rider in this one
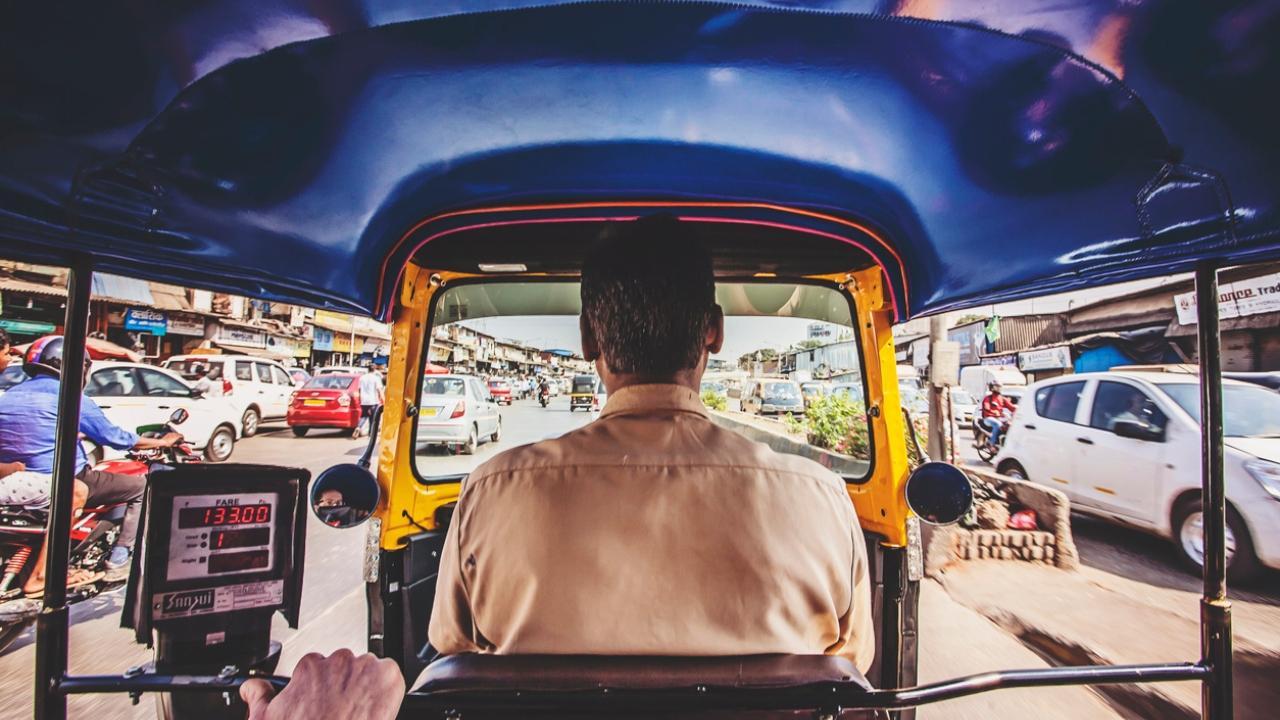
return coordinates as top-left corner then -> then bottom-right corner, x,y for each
0,336 -> 182,592
979,381 -> 1016,450
537,377 -> 551,406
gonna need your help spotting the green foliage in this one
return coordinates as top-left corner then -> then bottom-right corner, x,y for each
700,390 -> 728,411
786,394 -> 870,460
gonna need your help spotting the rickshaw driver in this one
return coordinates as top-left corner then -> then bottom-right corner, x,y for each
429,216 -> 875,671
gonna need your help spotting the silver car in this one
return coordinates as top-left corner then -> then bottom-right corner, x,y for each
415,374 -> 502,454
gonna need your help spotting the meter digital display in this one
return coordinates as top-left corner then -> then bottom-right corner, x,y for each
166,492 -> 278,582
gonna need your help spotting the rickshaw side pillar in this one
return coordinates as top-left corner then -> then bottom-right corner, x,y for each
1194,264 -> 1232,720
34,257 -> 94,720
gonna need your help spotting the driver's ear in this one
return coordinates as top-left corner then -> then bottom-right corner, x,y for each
706,305 -> 725,354
579,314 -> 601,362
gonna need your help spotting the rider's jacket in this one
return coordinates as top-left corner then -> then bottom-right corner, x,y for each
0,375 -> 138,474
981,393 -> 1016,419
430,383 -> 875,672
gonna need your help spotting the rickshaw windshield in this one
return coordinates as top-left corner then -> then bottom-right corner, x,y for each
415,280 -> 871,482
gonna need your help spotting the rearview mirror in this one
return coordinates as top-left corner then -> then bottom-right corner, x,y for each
1112,420 -> 1164,442
311,463 -> 380,529
905,462 -> 973,526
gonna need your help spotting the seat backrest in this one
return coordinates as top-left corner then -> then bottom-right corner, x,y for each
413,654 -> 871,694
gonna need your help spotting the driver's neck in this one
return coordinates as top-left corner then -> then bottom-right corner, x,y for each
597,359 -> 706,396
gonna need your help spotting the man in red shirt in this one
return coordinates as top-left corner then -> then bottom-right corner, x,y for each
980,382 -> 1016,449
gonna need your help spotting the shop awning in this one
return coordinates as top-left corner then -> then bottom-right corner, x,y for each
91,274 -> 154,305
0,277 -> 66,298
148,283 -> 193,312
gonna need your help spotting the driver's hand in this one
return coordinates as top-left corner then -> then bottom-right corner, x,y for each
240,650 -> 404,720
160,432 -> 184,447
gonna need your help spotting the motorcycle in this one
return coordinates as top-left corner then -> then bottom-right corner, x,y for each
539,388 -> 550,408
972,414 -> 1011,463
0,409 -> 195,653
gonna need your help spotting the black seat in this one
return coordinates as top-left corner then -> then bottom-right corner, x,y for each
413,653 -> 870,694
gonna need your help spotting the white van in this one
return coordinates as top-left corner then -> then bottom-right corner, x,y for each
959,365 -> 1026,404
995,371 -> 1280,581
163,354 -> 297,436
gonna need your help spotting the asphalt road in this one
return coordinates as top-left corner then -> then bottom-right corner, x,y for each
0,396 -> 592,720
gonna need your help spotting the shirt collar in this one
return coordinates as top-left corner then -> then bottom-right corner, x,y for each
598,383 -> 708,419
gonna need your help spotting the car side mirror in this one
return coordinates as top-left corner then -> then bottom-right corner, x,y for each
905,462 -> 973,526
189,388 -> 204,399
1112,420 -> 1164,442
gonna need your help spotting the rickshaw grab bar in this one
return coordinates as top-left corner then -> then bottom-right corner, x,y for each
56,662 -> 1209,711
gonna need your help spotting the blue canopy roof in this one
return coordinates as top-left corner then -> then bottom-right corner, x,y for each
1,1 -> 1277,320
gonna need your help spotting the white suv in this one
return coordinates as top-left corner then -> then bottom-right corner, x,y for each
163,354 -> 298,436
995,371 -> 1280,581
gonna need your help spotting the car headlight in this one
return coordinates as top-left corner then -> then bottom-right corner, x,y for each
1244,459 -> 1280,500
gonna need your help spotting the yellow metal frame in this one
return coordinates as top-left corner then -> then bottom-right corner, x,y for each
374,265 -> 908,550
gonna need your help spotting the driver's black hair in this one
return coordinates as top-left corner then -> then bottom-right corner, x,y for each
580,215 -> 715,377
0,328 -> 8,348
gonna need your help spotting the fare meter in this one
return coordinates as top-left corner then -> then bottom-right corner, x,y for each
124,464 -> 308,718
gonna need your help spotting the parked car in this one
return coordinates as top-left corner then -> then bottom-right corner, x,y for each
84,361 -> 241,462
316,365 -> 364,376
950,388 -> 978,427
830,382 -> 864,403
163,354 -> 296,436
487,378 -> 514,406
743,380 -> 805,415
700,380 -> 727,395
995,371 -> 1280,581
287,373 -> 363,437
415,374 -> 501,454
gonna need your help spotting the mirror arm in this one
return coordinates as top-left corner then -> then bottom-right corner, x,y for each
357,406 -> 383,470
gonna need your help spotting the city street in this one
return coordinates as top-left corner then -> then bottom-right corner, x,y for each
0,396 -> 592,720
1,395 -> 1276,720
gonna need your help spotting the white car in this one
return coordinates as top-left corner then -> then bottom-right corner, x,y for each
163,354 -> 297,436
415,374 -> 502,454
995,371 -> 1280,580
950,388 -> 978,427
85,362 -> 242,462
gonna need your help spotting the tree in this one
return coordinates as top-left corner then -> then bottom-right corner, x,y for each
796,339 -> 825,350
954,313 -> 988,327
737,347 -> 779,369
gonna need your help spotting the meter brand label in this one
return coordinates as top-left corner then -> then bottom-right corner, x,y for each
160,589 -> 215,615
154,580 -> 284,620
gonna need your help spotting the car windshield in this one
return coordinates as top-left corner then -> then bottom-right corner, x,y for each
414,281 -> 870,481
951,389 -> 975,405
1159,382 -> 1280,438
423,377 -> 467,396
304,376 -> 355,390
165,358 -> 223,379
764,382 -> 800,398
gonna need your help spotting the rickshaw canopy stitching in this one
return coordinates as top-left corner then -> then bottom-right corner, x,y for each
0,1 -> 1277,318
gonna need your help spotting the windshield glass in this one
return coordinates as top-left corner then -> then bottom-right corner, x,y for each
423,377 -> 467,396
304,376 -> 355,390
164,358 -> 224,379
951,389 -> 975,405
1159,382 -> 1280,438
415,281 -> 869,481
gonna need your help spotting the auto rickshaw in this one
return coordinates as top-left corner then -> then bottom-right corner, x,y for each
568,375 -> 601,413
2,2 -> 1277,719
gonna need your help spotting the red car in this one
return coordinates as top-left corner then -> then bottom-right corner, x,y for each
487,379 -> 513,405
288,374 -> 362,436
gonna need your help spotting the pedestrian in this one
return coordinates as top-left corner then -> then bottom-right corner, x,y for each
357,365 -> 384,437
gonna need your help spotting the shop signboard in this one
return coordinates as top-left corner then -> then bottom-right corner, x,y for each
1174,271 -> 1280,324
266,335 -> 312,359
124,308 -> 168,336
167,314 -> 207,337
980,355 -> 1018,367
1018,346 -> 1072,372
312,328 -> 334,352
0,319 -> 57,335
217,326 -> 265,348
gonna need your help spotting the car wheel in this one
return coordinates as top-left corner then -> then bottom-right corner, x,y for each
241,407 -> 260,437
461,426 -> 478,455
204,426 -> 235,462
998,461 -> 1027,480
291,427 -> 309,438
1174,499 -> 1261,583
490,419 -> 502,443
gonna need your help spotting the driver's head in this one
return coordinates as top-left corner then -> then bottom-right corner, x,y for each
989,382 -> 1002,395
317,488 -> 345,508
580,215 -> 724,383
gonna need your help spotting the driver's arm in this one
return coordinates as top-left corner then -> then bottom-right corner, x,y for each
78,395 -> 181,450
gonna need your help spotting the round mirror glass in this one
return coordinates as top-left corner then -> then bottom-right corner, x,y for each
905,462 -> 973,526
169,408 -> 189,425
311,463 -> 380,529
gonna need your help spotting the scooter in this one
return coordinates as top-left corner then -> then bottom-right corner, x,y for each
0,409 -> 195,653
972,414 -> 1010,463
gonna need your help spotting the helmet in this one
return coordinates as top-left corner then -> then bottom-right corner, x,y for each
24,335 -> 66,378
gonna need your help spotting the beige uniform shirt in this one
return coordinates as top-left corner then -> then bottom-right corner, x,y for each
428,383 -> 875,672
